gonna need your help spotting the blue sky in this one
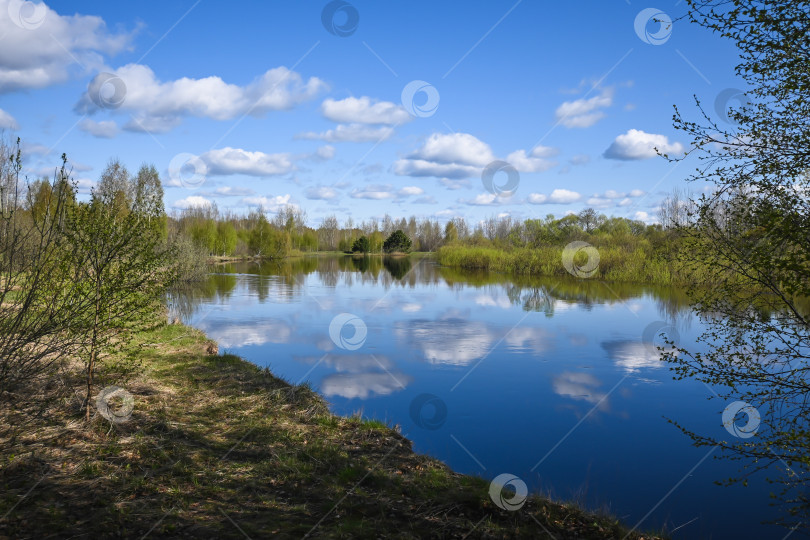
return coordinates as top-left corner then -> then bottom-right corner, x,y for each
0,0 -> 744,225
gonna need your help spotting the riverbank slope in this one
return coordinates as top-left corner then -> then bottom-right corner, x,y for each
0,321 -> 662,539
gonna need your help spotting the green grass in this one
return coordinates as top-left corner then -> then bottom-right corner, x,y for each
436,244 -> 684,285
0,322 -> 665,539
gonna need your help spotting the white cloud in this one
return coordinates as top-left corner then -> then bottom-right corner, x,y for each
296,123 -> 394,143
305,186 -> 339,200
199,147 -> 294,177
397,186 -> 423,196
555,88 -> 613,128
321,96 -> 410,125
570,154 -> 590,165
505,145 -> 558,173
583,189 -> 646,208
462,193 -> 500,206
242,195 -> 292,209
527,188 -> 581,204
208,186 -> 255,197
0,1 -> 134,92
394,158 -> 481,179
634,211 -> 651,222
0,108 -> 19,130
586,196 -> 612,207
350,185 -> 395,200
314,145 -> 335,160
173,195 -> 212,209
75,64 -> 326,133
411,132 -> 494,166
79,118 -> 117,138
394,132 -> 496,179
604,129 -> 685,160
439,178 -> 470,190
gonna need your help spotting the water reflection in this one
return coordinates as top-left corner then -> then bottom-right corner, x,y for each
173,254 -> 783,539
170,255 -> 696,324
552,372 -> 609,409
601,340 -> 668,373
395,318 -> 495,366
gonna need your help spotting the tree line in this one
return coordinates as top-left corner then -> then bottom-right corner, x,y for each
173,201 -> 677,258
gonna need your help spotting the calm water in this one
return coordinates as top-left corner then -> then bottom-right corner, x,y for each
174,255 -> 783,539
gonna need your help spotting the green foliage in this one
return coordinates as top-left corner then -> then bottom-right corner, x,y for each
351,236 -> 370,253
661,1 -> 810,529
248,214 -> 290,259
214,221 -> 237,256
436,212 -> 685,285
383,229 -> 412,253
65,162 -> 177,418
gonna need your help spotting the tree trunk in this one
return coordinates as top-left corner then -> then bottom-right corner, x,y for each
85,286 -> 100,421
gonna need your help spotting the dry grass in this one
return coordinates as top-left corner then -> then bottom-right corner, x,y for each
0,322 -> 664,539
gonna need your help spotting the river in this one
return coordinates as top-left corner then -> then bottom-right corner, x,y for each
173,255 -> 783,539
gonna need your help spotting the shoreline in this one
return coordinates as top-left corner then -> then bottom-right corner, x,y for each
1,318 -> 662,539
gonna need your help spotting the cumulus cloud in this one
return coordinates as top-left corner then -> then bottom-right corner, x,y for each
0,1 -> 134,92
199,147 -> 294,177
296,123 -> 394,143
203,186 -> 255,197
320,96 -> 411,125
75,64 -> 326,133
555,88 -> 614,128
397,186 -> 423,196
305,186 -> 339,200
585,189 -> 646,208
527,188 -> 582,204
313,145 -> 335,161
79,118 -> 117,138
411,132 -> 494,166
0,108 -> 18,130
394,159 -> 481,179
241,195 -> 292,210
394,132 -> 496,179
461,193 -> 505,206
173,195 -> 212,209
604,129 -> 685,160
505,145 -> 558,173
395,133 -> 560,180
349,185 -> 396,200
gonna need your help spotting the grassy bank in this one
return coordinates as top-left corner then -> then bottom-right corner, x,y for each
0,321 -> 662,539
436,245 -> 682,285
